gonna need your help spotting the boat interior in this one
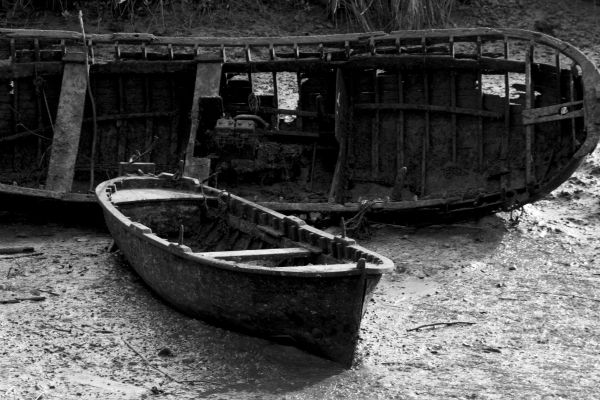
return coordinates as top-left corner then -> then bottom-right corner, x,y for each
107,178 -> 352,268
1,28 -> 597,217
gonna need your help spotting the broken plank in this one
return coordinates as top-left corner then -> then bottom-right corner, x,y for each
45,52 -> 89,193
0,246 -> 35,255
184,60 -> 223,172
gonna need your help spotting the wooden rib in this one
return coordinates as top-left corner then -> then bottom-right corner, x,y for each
236,234 -> 252,251
245,45 -> 253,92
372,69 -> 379,180
569,63 -> 577,150
220,44 -> 226,62
144,76 -> 153,162
34,63 -> 43,162
522,100 -> 583,120
329,68 -> 350,203
33,38 -> 40,61
353,103 -> 502,118
477,36 -> 484,170
450,36 -> 457,163
9,39 -> 17,136
524,42 -> 534,184
269,44 -> 279,129
555,49 -> 561,101
117,75 -> 126,163
523,109 -> 583,125
502,36 -> 510,190
450,71 -> 457,163
88,39 -> 94,63
168,76 -> 178,159
397,71 -> 405,178
421,72 -> 429,196
294,43 -> 303,131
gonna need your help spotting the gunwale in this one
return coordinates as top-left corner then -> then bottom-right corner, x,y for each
95,173 -> 394,277
2,27 -> 599,218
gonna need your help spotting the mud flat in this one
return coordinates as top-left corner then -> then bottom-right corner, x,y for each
1,146 -> 599,399
2,0 -> 600,398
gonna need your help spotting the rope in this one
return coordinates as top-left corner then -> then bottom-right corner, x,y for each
343,199 -> 376,238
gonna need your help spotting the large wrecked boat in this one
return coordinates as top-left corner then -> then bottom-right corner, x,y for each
1,28 -> 599,220
96,173 -> 393,365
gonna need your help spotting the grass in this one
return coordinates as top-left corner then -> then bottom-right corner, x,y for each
2,0 -> 456,33
329,0 -> 456,31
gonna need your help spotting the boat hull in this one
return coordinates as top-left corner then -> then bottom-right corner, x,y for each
3,28 -> 599,221
97,175 -> 392,365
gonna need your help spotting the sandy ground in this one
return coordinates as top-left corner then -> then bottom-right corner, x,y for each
2,0 -> 600,399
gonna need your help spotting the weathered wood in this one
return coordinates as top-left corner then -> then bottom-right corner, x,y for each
220,56 -> 525,75
9,39 -> 17,139
522,101 -> 584,125
502,36 -> 510,190
569,68 -> 577,150
523,109 -> 584,125
294,43 -> 303,131
197,247 -> 312,261
2,27 -> 600,223
118,162 -> 156,176
261,197 -> 463,212
88,110 -> 177,122
245,45 -> 253,92
396,71 -> 406,185
329,68 -> 350,203
450,70 -> 457,163
372,70 -> 380,180
269,45 -> 279,129
116,75 -> 126,163
421,72 -> 430,195
525,44 -> 534,184
391,166 -> 407,201
95,175 -> 393,367
144,76 -> 153,161
0,246 -> 34,255
184,60 -> 223,172
110,187 -> 208,204
45,52 -> 88,193
354,102 -> 502,118
227,104 -> 333,119
476,36 -> 484,170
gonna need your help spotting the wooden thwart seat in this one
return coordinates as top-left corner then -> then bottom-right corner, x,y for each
197,247 -> 312,261
111,188 -> 210,204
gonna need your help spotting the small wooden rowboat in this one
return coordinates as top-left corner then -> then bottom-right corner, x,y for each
3,28 -> 600,221
95,173 -> 393,366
